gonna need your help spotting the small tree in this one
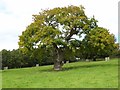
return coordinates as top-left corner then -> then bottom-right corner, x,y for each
82,27 -> 117,61
18,5 -> 97,70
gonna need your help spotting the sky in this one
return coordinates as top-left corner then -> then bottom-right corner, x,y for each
0,0 -> 119,51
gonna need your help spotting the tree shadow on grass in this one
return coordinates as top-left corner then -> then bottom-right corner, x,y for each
40,63 -> 117,72
63,63 -> 117,71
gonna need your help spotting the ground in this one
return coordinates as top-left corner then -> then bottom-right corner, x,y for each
2,58 -> 118,88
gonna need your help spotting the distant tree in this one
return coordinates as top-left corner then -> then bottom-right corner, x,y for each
33,46 -> 54,65
110,43 -> 120,58
18,5 -> 97,70
10,49 -> 29,68
117,49 -> 120,58
2,49 -> 30,69
82,27 -> 117,61
2,49 -> 11,68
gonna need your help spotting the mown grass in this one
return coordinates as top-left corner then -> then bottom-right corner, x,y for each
2,58 -> 118,88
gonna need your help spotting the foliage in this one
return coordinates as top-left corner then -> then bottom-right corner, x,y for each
2,49 -> 11,68
82,27 -> 118,60
2,49 -> 27,68
1,48 -> 55,69
110,43 -> 120,58
18,5 -> 97,52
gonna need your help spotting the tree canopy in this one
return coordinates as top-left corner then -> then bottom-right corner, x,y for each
82,27 -> 118,60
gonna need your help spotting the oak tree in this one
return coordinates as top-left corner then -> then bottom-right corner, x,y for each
18,5 -> 97,70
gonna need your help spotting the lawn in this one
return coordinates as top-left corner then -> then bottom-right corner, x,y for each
2,58 -> 118,88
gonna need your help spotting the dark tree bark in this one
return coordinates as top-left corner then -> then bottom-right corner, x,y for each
93,58 -> 96,61
93,56 -> 96,61
53,44 -> 64,71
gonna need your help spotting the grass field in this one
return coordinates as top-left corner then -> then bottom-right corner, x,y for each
2,58 -> 118,88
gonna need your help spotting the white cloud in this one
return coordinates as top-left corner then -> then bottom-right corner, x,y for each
0,0 -> 119,50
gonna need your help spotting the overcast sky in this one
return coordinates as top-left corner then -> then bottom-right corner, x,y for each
0,0 -> 119,51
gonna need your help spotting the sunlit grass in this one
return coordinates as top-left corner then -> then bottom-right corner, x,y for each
2,58 -> 118,88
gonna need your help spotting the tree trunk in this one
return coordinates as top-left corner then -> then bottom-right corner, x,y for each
53,48 -> 63,71
54,61 -> 62,71
93,58 -> 96,61
93,56 -> 96,61
52,43 -> 64,71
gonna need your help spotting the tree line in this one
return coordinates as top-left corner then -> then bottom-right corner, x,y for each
1,43 -> 119,69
